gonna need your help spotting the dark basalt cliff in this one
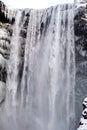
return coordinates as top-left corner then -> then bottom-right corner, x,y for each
0,1 -> 15,104
74,4 -> 87,130
0,0 -> 9,23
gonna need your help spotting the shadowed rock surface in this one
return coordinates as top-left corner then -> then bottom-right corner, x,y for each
0,1 -> 14,104
75,1 -> 87,129
0,0 -> 9,23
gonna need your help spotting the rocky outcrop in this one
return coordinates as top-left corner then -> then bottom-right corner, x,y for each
75,6 -> 87,57
0,81 -> 6,104
0,1 -> 15,104
0,0 -> 9,23
0,0 -> 15,24
75,1 -> 87,129
0,23 -> 12,103
77,98 -> 87,130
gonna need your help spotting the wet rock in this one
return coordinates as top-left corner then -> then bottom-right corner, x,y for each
40,22 -> 44,34
0,81 -> 6,104
82,108 -> 87,119
76,61 -> 87,76
75,1 -> 87,129
75,20 -> 87,36
0,16 -> 12,85
23,16 -> 29,28
0,54 -> 7,69
0,0 -> 9,23
76,37 -> 87,57
75,1 -> 87,58
83,98 -> 87,109
10,17 -> 15,25
0,27 -> 11,59
74,6 -> 85,20
0,1 -> 16,25
0,68 -> 7,83
7,27 -> 13,37
20,29 -> 27,38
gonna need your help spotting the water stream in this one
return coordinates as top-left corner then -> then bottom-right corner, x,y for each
1,4 -> 75,130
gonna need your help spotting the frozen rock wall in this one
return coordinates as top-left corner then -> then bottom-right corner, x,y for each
0,1 -> 14,104
75,0 -> 87,129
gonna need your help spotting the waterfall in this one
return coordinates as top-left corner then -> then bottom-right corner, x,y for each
6,10 -> 22,108
4,4 -> 75,130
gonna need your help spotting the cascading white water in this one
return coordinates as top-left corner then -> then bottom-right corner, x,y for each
6,10 -> 22,108
4,4 -> 75,130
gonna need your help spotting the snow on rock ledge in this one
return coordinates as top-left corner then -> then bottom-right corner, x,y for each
77,98 -> 87,130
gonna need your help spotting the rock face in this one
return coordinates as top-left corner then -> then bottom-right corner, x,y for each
0,1 -> 14,104
75,1 -> 87,129
0,24 -> 11,103
0,81 -> 6,104
0,0 -> 9,23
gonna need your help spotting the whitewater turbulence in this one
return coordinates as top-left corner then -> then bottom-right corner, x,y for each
3,4 -> 75,130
